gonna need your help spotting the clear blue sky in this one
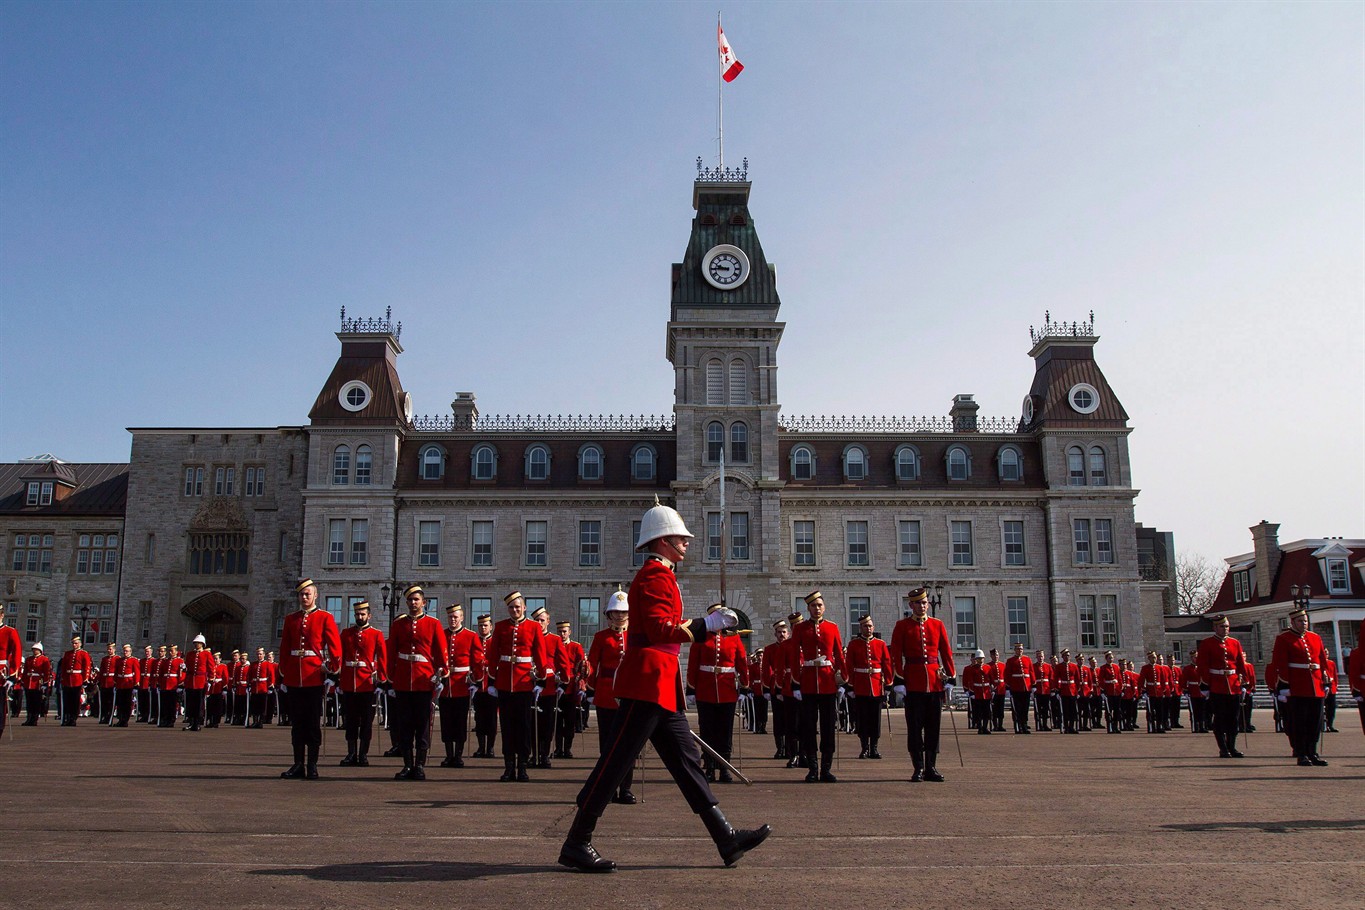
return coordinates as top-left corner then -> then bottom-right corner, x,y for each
3,0 -> 1361,566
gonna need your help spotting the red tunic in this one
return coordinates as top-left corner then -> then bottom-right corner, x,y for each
22,654 -> 52,688
543,635 -> 570,689
747,652 -> 765,697
444,627 -> 485,689
1054,661 -> 1080,697
586,627 -> 629,709
963,663 -> 993,700
183,650 -> 215,688
339,626 -> 387,693
161,656 -> 185,691
249,659 -> 277,694
208,664 -> 229,696
1139,662 -> 1162,697
1078,664 -> 1094,697
1268,629 -> 1328,697
614,555 -> 700,713
278,607 -> 342,688
0,625 -> 20,680
1195,635 -> 1250,695
845,635 -> 892,697
141,656 -> 160,689
386,613 -> 448,692
985,660 -> 1008,696
556,638 -> 586,693
687,632 -> 749,704
114,656 -> 141,690
791,619 -> 846,695
231,661 -> 251,696
1348,646 -> 1364,695
97,655 -> 118,689
59,649 -> 93,688
889,616 -> 955,692
760,643 -> 787,696
1033,660 -> 1054,696
1098,661 -> 1124,697
776,636 -> 801,696
1004,655 -> 1035,693
1123,668 -> 1141,699
486,617 -> 548,693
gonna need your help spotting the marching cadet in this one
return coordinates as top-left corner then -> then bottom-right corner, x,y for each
338,600 -> 387,766
890,587 -> 956,782
1122,659 -> 1141,730
58,636 -> 93,726
206,652 -> 228,728
247,647 -> 276,728
585,590 -> 635,803
1347,646 -> 1363,734
438,602 -> 484,768
559,500 -> 768,873
182,634 -> 215,732
1239,658 -> 1257,733
1195,614 -> 1250,757
385,584 -> 448,781
231,651 -> 252,726
762,619 -> 791,759
486,591 -> 549,782
532,607 -> 568,769
1073,653 -> 1090,731
21,642 -> 53,725
1004,643 -> 1034,734
1164,655 -> 1183,728
963,650 -> 993,734
471,614 -> 498,758
1322,652 -> 1339,733
554,620 -> 587,759
112,644 -> 140,726
1181,650 -> 1206,733
96,643 -> 118,724
984,648 -> 1008,732
779,612 -> 806,768
223,650 -> 240,725
278,578 -> 343,780
748,647 -> 768,735
1268,606 -> 1330,766
1098,651 -> 1125,734
1053,650 -> 1080,734
0,609 -> 19,734
687,603 -> 750,783
792,591 -> 846,782
1032,648 -> 1054,731
845,614 -> 892,757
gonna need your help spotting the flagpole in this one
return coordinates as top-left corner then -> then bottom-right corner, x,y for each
717,12 -> 724,169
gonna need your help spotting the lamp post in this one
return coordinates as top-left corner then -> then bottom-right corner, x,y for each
1289,584 -> 1311,616
928,584 -> 945,618
381,582 -> 404,627
79,604 -> 90,643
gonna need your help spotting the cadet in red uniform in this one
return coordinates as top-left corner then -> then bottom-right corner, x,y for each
1139,651 -> 1165,733
533,608 -> 569,768
586,590 -> 635,803
1085,656 -> 1103,731
111,644 -> 140,726
21,643 -> 53,724
159,644 -> 185,728
1347,646 -> 1364,734
247,647 -> 276,728
1032,649 -> 1054,731
471,614 -> 498,757
135,646 -> 154,723
891,587 -> 957,782
278,578 -> 343,780
554,620 -> 587,760
486,591 -> 549,782
984,648 -> 1008,732
437,602 -> 484,768
1268,606 -> 1330,766
1322,654 -> 1339,733
845,614 -> 892,757
779,613 -> 806,768
147,645 -> 167,725
963,651 -> 993,734
561,502 -> 769,873
338,600 -> 386,766
385,585 -> 447,781
229,651 -> 252,725
687,603 -> 750,782
1054,650 -> 1081,734
1098,651 -> 1125,734
0,609 -> 20,736
1181,651 -> 1206,733
747,647 -> 768,735
1004,643 -> 1034,733
182,634 -> 215,731
792,591 -> 846,782
1195,614 -> 1251,757
96,643 -> 118,723
206,653 -> 229,727
58,636 -> 93,726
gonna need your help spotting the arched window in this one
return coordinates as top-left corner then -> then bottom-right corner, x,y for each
730,422 -> 748,463
1067,446 -> 1085,486
525,445 -> 550,481
706,421 -> 724,462
706,359 -> 724,405
332,445 -> 350,485
947,446 -> 971,481
895,445 -> 921,482
728,359 -> 748,405
791,445 -> 815,482
843,445 -> 868,481
998,446 -> 1022,482
471,445 -> 497,481
630,444 -> 656,481
420,445 -> 444,481
1088,446 -> 1108,485
354,445 -> 373,485
578,445 -> 603,481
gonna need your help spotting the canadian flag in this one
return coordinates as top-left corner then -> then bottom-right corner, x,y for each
718,24 -> 743,83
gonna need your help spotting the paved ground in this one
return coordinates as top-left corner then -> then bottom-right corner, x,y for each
1,709 -> 1361,909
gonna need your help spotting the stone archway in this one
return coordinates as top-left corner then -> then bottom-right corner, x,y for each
181,592 -> 246,654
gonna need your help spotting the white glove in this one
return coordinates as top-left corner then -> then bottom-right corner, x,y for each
278,683 -> 288,695
1276,690 -> 1288,704
432,682 -> 444,699
944,684 -> 955,700
764,693 -> 771,701
704,608 -> 740,634
685,693 -> 696,707
586,696 -> 594,707
533,686 -> 543,698
1352,693 -> 1363,705
792,690 -> 803,702
323,679 -> 336,693
893,685 -> 907,697
487,685 -> 498,698
468,685 -> 478,697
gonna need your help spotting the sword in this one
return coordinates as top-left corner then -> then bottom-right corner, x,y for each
943,688 -> 964,767
690,729 -> 752,786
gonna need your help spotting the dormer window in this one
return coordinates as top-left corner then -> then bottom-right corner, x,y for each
525,445 -> 550,482
946,445 -> 971,481
578,445 -> 604,481
1326,557 -> 1349,594
471,445 -> 497,481
997,445 -> 1022,482
420,445 -> 445,481
842,445 -> 868,481
1068,382 -> 1100,415
630,444 -> 657,481
895,445 -> 921,482
791,445 -> 815,481
338,380 -> 372,412
1231,567 -> 1254,603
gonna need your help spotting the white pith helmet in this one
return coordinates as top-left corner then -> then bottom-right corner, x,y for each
973,649 -> 985,659
193,634 -> 207,645
605,590 -> 630,614
634,497 -> 693,551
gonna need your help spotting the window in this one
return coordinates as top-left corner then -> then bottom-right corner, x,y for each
730,422 -> 748,463
1095,519 -> 1114,564
849,596 -> 871,628
421,445 -> 445,480
39,482 -> 53,505
523,597 -> 545,617
895,445 -> 920,481
1068,383 -> 1100,414
1067,447 -> 1085,486
1088,447 -> 1107,485
843,445 -> 868,481
11,534 -> 53,574
338,380 -> 372,412
947,446 -> 970,481
1007,596 -> 1030,647
472,445 -> 496,481
1232,569 -> 1249,603
578,597 -> 602,638
25,482 -> 39,505
951,521 -> 973,566
331,446 -> 350,485
72,603 -> 114,645
1326,558 -> 1349,593
325,596 -> 345,629
278,531 -> 289,564
345,519 -> 367,565
631,521 -> 645,567
244,465 -> 266,496
793,520 -> 816,567
417,521 -> 441,567
728,359 -> 748,405
25,601 -> 44,643
184,466 -> 204,496
706,422 -> 724,463
579,521 -> 602,567
791,446 -> 814,481
730,512 -> 750,561
706,512 -> 723,561
354,446 -> 372,485
578,445 -> 603,481
468,598 -> 492,625
145,533 -> 155,566
1099,594 -> 1120,647
898,520 -> 922,567
189,532 -> 250,574
846,521 -> 869,567
1073,519 -> 1092,564
214,466 -> 235,496
630,445 -> 656,481
998,446 -> 1022,482
75,533 -> 118,576
1078,595 -> 1097,648
706,358 -> 724,405
525,521 -> 547,567
1003,520 -> 1025,566
525,445 -> 550,481
471,521 -> 494,567
953,596 -> 977,650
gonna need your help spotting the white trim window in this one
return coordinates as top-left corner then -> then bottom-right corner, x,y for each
793,520 -> 816,567
418,521 -> 441,567
730,512 -> 750,561
998,446 -> 1022,482
950,520 -> 973,566
471,445 -> 497,481
349,519 -> 368,565
953,596 -> 977,650
946,446 -> 970,481
354,446 -> 372,485
1074,519 -> 1092,564
1326,558 -> 1349,594
471,520 -> 494,567
1067,447 -> 1085,486
706,422 -> 724,463
843,445 -> 868,482
895,445 -> 920,482
790,445 -> 815,481
730,422 -> 749,463
1003,520 -> 1025,567
327,520 -> 346,566
630,445 -> 656,481
525,445 -> 550,481
525,521 -> 548,568
1078,595 -> 1097,648
1006,596 -> 1030,647
846,520 -> 869,567
1099,594 -> 1120,647
898,520 -> 922,567
1088,446 -> 1108,485
578,520 -> 602,567
578,445 -> 604,481
420,445 -> 445,480
1094,519 -> 1114,565
332,446 -> 350,485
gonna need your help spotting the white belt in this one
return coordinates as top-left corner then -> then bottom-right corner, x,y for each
1209,669 -> 1234,676
344,661 -> 369,668
1010,673 -> 1029,678
398,653 -> 430,663
1288,663 -> 1318,670
500,656 -> 533,664
290,650 -> 318,657
450,665 -> 471,673
701,666 -> 736,674
854,667 -> 882,674
802,659 -> 832,667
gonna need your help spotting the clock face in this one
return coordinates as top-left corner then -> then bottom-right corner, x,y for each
701,244 -> 750,290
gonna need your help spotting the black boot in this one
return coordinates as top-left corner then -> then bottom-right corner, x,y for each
441,742 -> 458,767
819,757 -> 837,783
869,739 -> 882,759
306,744 -> 319,779
558,810 -> 616,873
412,748 -> 427,780
282,745 -> 306,779
910,749 -> 924,782
699,805 -> 770,867
395,748 -> 415,780
516,758 -> 530,782
923,750 -> 944,782
804,757 -> 819,782
499,759 -> 515,782
1225,732 -> 1244,759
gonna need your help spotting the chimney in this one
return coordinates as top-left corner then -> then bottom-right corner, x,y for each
950,394 -> 979,433
1250,520 -> 1281,600
451,392 -> 478,430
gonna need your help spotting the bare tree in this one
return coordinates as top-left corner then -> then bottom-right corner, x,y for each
1175,553 -> 1224,615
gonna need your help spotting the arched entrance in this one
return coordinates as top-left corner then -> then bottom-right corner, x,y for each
181,592 -> 246,654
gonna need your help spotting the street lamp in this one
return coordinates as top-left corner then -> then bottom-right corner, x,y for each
381,582 -> 404,625
928,584 -> 945,618
79,604 -> 90,642
1289,584 -> 1311,614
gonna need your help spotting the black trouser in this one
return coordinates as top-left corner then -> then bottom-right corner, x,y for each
1034,691 -> 1051,729
207,692 -> 225,726
853,695 -> 882,748
799,692 -> 837,762
1324,693 -> 1337,729
1286,695 -> 1324,758
59,685 -> 82,723
770,696 -> 787,753
185,688 -> 206,728
498,689 -> 535,765
751,691 -> 768,733
991,692 -> 1006,730
158,689 -> 180,727
1188,696 -> 1207,732
784,694 -> 803,758
438,694 -> 471,752
1208,693 -> 1240,752
1105,695 -> 1123,732
285,685 -> 325,766
902,691 -> 942,768
535,691 -> 559,759
473,689 -> 498,750
1241,692 -> 1254,731
594,706 -> 634,794
972,697 -> 991,732
1010,691 -> 1031,731
696,699 -> 737,771
576,698 -> 715,818
1060,694 -> 1078,732
342,691 -> 377,756
137,687 -> 151,722
249,692 -> 271,725
25,689 -> 44,723
556,691 -> 581,754
98,688 -> 115,723
231,692 -> 248,726
392,690 -> 434,766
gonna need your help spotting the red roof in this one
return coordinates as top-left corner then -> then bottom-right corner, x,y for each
1210,542 -> 1365,614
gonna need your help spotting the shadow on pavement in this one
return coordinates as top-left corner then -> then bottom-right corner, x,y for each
1161,818 -> 1365,834
252,861 -> 567,882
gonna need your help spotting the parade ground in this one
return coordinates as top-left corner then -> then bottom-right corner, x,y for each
2,710 -> 1362,909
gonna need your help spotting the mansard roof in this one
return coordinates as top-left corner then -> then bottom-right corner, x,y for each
777,434 -> 1046,489
396,434 -> 676,490
0,463 -> 129,515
